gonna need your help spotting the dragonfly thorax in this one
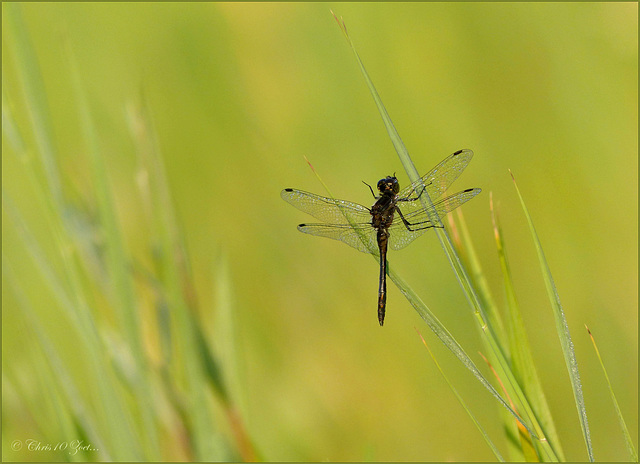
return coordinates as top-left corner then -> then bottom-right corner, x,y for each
377,176 -> 399,196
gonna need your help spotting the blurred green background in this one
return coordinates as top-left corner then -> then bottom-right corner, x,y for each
2,2 -> 637,461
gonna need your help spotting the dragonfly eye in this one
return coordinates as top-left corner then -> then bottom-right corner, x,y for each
377,176 -> 399,194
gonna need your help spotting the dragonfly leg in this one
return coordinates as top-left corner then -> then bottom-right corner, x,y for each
395,206 -> 444,232
397,181 -> 434,201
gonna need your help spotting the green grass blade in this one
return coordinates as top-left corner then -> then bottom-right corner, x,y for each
450,209 -> 506,346
4,15 -> 142,453
450,209 -> 523,460
3,261 -> 111,460
4,3 -> 63,207
66,43 -> 160,460
66,43 -> 140,375
5,10 -> 251,460
416,330 -> 505,462
3,192 -> 142,460
212,256 -> 237,405
477,351 -> 539,461
331,12 -> 506,360
331,13 -> 559,454
586,325 -> 638,461
511,172 -> 593,461
331,12 -> 418,179
386,265 -> 539,439
212,255 -> 262,461
332,13 -> 473,269
126,97 -> 228,460
491,194 -> 565,461
2,87 -> 27,155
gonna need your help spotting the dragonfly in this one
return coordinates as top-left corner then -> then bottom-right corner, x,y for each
281,149 -> 481,326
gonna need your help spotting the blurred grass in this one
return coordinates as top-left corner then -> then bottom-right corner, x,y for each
511,172 -> 593,460
586,325 -> 638,462
417,329 -> 504,462
490,195 -> 564,460
2,2 -> 637,461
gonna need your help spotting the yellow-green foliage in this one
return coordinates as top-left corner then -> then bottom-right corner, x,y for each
3,3 -> 637,461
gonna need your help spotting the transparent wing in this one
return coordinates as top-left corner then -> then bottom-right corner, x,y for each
281,188 -> 371,224
281,188 -> 376,253
296,223 -> 378,254
398,149 -> 474,201
387,188 -> 482,250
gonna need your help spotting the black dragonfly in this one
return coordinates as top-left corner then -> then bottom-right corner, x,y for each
281,149 -> 481,326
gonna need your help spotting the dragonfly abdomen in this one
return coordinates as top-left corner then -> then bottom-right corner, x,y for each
376,227 -> 390,326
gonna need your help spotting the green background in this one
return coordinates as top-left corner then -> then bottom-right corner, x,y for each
3,2 -> 637,461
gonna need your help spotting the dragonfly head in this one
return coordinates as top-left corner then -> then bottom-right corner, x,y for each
377,176 -> 399,195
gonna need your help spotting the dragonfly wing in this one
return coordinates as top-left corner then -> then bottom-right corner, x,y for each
388,188 -> 481,250
398,149 -> 474,201
281,188 -> 371,224
387,194 -> 438,250
387,223 -> 432,251
297,223 -> 378,255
